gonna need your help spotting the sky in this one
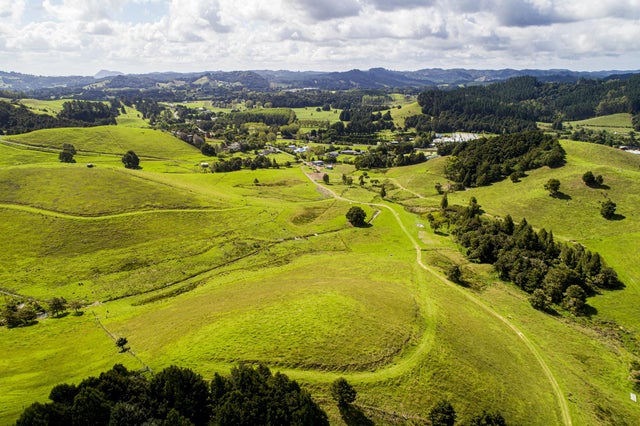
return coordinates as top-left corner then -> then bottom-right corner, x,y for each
1,0 -> 639,76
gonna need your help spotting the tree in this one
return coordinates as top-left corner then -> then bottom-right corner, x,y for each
59,143 -> 76,163
435,182 -> 443,194
469,410 -> 507,425
446,265 -> 462,284
529,288 -> 550,311
380,185 -> 387,198
150,365 -> 212,426
122,150 -> 140,169
322,173 -> 330,184
69,300 -> 83,315
600,199 -> 617,219
582,171 -> 596,186
544,178 -> 561,196
346,206 -> 367,227
330,378 -> 356,406
48,297 -> 67,317
428,399 -> 456,426
116,337 -> 129,352
563,285 -> 587,314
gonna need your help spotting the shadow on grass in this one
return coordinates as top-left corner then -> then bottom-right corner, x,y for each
606,213 -> 626,221
53,312 -> 70,319
583,304 -> 598,318
339,404 -> 374,426
551,192 -> 572,200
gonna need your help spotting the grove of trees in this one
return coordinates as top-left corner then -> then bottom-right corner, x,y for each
16,363 -> 328,426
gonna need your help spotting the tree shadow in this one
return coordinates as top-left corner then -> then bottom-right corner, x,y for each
551,192 -> 572,200
72,311 -> 85,317
583,304 -> 598,318
338,404 -> 374,426
608,213 -> 626,221
53,312 -> 70,319
587,183 -> 610,190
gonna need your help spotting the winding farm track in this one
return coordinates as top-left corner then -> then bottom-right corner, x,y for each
301,166 -> 572,426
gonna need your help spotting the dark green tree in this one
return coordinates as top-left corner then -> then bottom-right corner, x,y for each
428,399 -> 456,426
446,265 -> 462,284
322,173 -> 329,184
563,285 -> 587,314
48,297 -> 67,317
544,178 -> 561,196
529,288 -> 550,311
115,337 -> 128,352
469,410 -> 507,425
330,378 -> 356,406
582,171 -> 596,186
59,143 -> 76,163
380,185 -> 387,198
150,365 -> 212,426
122,150 -> 140,169
600,199 -> 617,219
346,206 -> 367,227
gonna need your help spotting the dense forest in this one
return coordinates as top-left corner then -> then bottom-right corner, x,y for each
438,131 -> 565,187
406,75 -> 640,134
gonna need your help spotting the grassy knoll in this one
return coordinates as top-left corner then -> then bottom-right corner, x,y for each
5,126 -> 199,159
0,142 -> 58,167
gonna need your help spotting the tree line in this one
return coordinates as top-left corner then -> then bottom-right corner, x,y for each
16,363 -> 328,426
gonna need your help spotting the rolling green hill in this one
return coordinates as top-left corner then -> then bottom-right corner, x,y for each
1,129 -> 640,425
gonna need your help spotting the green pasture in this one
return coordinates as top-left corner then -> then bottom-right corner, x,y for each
116,105 -> 149,128
2,126 -> 640,424
389,101 -> 422,128
568,113 -> 634,133
5,126 -> 200,159
14,98 -> 70,116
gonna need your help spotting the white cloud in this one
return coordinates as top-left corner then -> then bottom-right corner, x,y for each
0,0 -> 639,75
0,0 -> 26,20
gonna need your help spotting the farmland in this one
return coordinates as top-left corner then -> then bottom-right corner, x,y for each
1,107 -> 640,426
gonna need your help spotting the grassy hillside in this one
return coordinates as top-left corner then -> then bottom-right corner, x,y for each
5,126 -> 199,158
2,129 -> 640,425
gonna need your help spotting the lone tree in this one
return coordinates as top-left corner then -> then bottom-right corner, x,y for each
428,399 -> 456,426
116,337 -> 129,352
544,178 -> 561,196
122,150 -> 140,169
600,199 -> 617,219
330,378 -> 356,406
48,297 -> 67,317
380,185 -> 387,198
346,206 -> 367,227
322,173 -> 330,184
58,143 -> 76,163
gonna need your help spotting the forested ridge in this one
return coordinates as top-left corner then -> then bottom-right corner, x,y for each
407,75 -> 640,133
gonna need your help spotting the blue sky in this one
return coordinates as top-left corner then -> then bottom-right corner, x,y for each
1,0 -> 639,76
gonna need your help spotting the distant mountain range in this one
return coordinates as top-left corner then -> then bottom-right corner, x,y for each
0,67 -> 638,92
